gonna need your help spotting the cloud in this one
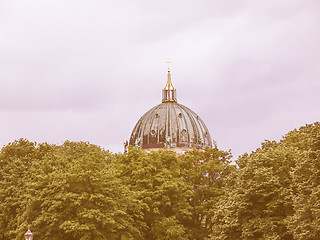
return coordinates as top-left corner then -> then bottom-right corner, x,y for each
0,0 -> 319,158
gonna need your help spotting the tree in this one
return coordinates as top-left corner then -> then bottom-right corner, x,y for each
0,140 -> 139,240
211,141 -> 295,240
116,148 -> 191,239
211,122 -> 320,240
116,147 -> 235,240
178,147 -> 234,240
0,139 -> 44,239
5,122 -> 320,239
284,122 -> 320,240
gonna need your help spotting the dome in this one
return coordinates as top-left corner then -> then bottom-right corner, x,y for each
129,66 -> 212,152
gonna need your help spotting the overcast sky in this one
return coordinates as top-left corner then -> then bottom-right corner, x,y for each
0,0 -> 319,159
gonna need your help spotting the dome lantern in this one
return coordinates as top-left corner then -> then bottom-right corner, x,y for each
162,61 -> 177,103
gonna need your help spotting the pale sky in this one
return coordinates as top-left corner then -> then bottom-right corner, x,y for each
0,0 -> 319,159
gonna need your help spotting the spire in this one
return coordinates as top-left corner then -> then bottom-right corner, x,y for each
164,67 -> 175,90
162,60 -> 177,102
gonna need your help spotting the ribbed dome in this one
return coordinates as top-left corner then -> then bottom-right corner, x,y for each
129,67 -> 212,151
129,102 -> 212,149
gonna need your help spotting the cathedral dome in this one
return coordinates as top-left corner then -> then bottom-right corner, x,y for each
129,66 -> 212,152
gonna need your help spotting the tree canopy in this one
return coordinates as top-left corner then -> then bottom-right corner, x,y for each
0,140 -> 233,240
210,122 -> 320,240
0,122 -> 320,239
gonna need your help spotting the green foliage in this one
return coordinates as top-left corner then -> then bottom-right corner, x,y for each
284,122 -> 320,240
116,147 -> 234,240
0,140 -> 138,240
179,147 -> 234,240
0,140 -> 234,240
4,122 -> 320,240
0,139 -> 44,239
211,122 -> 320,240
117,148 -> 191,239
211,142 -> 295,240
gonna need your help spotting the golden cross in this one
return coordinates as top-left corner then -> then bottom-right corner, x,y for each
166,60 -> 172,70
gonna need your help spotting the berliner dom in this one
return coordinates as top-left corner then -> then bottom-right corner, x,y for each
129,65 -> 212,154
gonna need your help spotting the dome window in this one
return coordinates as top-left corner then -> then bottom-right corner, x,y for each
150,130 -> 156,136
181,129 -> 188,143
155,113 -> 160,118
178,113 -> 183,118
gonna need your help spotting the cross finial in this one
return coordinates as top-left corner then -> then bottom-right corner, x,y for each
166,60 -> 172,71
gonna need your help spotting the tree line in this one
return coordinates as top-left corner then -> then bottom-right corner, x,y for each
0,122 -> 319,239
